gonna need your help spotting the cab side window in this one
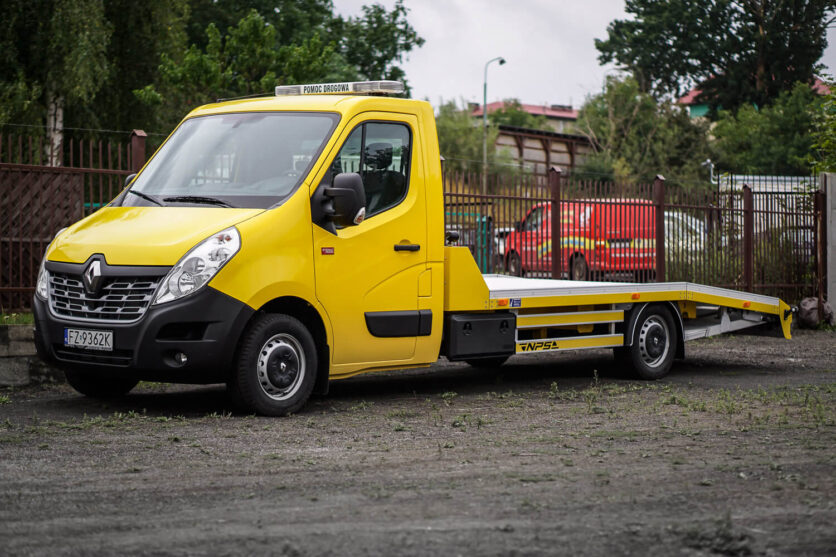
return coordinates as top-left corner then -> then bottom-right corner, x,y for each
329,122 -> 411,217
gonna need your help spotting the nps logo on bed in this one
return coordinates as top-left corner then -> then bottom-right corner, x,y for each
518,340 -> 560,352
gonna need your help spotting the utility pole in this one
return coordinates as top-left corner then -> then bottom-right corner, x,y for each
482,56 -> 506,194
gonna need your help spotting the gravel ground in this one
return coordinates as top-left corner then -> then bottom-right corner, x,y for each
0,329 -> 834,556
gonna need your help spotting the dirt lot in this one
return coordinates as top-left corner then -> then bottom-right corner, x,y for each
0,330 -> 834,556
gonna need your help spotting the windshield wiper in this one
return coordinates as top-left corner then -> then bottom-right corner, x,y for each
126,189 -> 164,207
162,195 -> 235,208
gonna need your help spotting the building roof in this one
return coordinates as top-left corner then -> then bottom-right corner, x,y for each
678,77 -> 831,106
471,101 -> 578,120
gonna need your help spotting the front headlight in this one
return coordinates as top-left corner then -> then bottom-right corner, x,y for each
36,259 -> 48,300
153,227 -> 241,305
35,227 -> 67,301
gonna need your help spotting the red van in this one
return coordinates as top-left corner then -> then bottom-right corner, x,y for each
503,199 -> 656,280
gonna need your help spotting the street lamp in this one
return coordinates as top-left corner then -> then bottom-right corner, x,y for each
701,158 -> 714,185
483,56 -> 506,194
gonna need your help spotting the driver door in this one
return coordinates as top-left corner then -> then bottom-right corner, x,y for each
312,113 -> 429,371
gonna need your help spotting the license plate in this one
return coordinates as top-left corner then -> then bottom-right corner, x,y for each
64,328 -> 113,351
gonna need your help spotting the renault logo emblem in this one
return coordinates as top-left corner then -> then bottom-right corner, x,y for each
83,260 -> 104,295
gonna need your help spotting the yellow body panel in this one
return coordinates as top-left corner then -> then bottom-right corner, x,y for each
443,247 -> 491,311
207,190 -> 321,313
47,207 -> 263,265
516,334 -> 624,353
517,310 -> 624,328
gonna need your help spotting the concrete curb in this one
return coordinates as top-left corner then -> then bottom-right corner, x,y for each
0,325 -> 64,386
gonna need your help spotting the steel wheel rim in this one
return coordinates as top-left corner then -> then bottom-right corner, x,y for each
256,333 -> 305,401
509,255 -> 520,276
638,315 -> 669,368
572,259 -> 585,280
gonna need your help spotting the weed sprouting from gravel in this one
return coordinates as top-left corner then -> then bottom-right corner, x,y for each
441,391 -> 458,405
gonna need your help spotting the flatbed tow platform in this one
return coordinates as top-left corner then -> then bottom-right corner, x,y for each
443,247 -> 792,371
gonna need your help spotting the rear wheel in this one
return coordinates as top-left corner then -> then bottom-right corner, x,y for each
570,255 -> 588,281
64,370 -> 137,398
627,305 -> 678,380
230,313 -> 317,416
507,252 -> 523,277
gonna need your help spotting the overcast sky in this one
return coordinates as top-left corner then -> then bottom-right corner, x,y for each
332,0 -> 836,109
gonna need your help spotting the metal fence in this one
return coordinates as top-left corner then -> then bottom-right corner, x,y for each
0,129 -> 147,311
443,167 -> 825,304
0,142 -> 825,311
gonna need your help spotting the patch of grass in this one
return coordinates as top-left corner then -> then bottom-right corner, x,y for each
451,414 -> 470,429
385,408 -> 417,419
0,395 -> 10,405
440,391 -> 458,405
350,400 -> 374,412
0,313 -> 34,325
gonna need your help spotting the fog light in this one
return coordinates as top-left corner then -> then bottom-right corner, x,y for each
174,352 -> 188,365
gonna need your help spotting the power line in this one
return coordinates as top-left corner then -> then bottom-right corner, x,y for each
0,122 -> 168,137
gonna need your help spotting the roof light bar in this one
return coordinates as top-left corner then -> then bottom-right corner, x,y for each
275,80 -> 405,96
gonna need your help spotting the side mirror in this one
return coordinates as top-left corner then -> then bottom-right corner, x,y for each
515,220 -> 523,232
328,173 -> 366,227
311,172 -> 367,233
125,173 -> 137,186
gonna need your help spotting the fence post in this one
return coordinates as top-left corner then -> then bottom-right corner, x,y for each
814,189 -> 825,315
743,184 -> 754,293
653,175 -> 666,283
130,130 -> 147,173
824,173 -> 834,311
549,166 -> 562,279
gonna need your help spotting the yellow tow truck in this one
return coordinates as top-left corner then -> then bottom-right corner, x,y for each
33,81 -> 794,415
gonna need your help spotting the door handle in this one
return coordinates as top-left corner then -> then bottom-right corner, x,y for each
394,244 -> 421,252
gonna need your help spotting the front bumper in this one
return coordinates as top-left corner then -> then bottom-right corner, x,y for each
34,286 -> 254,383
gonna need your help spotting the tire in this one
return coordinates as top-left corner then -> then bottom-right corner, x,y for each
465,355 -> 510,368
627,305 -> 678,380
64,370 -> 138,398
507,252 -> 523,277
230,313 -> 317,416
570,255 -> 588,281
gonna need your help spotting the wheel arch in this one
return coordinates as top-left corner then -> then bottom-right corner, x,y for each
623,301 -> 684,359
251,296 -> 331,395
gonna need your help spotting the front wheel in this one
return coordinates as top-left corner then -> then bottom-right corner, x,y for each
570,255 -> 588,281
507,252 -> 523,277
230,313 -> 317,416
627,305 -> 678,380
64,370 -> 138,398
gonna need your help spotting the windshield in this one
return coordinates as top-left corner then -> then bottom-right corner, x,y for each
123,112 -> 339,209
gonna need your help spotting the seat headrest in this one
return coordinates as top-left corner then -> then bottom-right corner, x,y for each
365,143 -> 393,170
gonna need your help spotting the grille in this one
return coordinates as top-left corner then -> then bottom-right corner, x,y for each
49,272 -> 163,322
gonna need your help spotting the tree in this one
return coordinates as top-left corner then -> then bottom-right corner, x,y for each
489,99 -> 552,131
434,100 -> 515,176
0,0 -> 112,161
87,0 -> 189,132
713,82 -> 823,175
810,82 -> 836,173
574,76 -> 711,187
596,0 -> 835,112
135,11 -> 356,132
334,0 -> 425,87
136,1 -> 424,132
